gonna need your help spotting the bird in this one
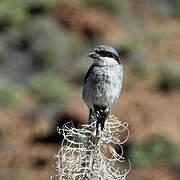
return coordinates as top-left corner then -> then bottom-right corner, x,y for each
82,45 -> 123,133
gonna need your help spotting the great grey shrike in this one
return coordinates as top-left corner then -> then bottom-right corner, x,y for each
82,45 -> 123,133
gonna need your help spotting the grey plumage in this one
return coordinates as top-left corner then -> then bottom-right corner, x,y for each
82,45 -> 123,132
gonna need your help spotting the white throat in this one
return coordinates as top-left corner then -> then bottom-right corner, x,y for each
93,57 -> 119,66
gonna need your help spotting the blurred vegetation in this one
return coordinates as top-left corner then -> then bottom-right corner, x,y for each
123,74 -> 136,90
0,78 -> 25,107
145,29 -> 168,45
0,0 -> 85,107
79,0 -> 122,14
128,134 -> 180,166
0,0 -> 58,27
173,0 -> 180,16
28,18 -> 84,70
132,62 -> 156,79
0,0 -> 28,27
159,62 -> 180,92
116,39 -> 137,59
149,0 -> 174,16
29,74 -> 69,103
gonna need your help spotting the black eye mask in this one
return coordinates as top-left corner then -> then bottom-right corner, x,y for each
96,50 -> 120,64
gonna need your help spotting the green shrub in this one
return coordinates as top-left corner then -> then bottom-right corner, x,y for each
145,29 -> 167,45
128,134 -> 180,166
159,63 -> 180,92
30,21 -> 84,70
0,0 -> 58,27
0,0 -> 27,27
34,45 -> 58,68
149,1 -> 174,16
173,0 -> 180,16
80,0 -> 122,14
133,62 -> 155,78
116,40 -> 137,59
0,79 -> 25,107
29,74 -> 69,103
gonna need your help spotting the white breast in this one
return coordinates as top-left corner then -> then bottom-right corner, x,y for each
82,63 -> 123,108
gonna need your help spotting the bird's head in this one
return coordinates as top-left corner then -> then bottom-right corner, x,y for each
88,45 -> 120,66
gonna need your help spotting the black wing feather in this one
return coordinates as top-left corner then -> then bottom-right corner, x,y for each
84,64 -> 97,84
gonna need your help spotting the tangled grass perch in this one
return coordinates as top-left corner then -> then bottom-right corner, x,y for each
51,115 -> 131,180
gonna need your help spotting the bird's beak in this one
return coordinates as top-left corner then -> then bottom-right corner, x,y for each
88,52 -> 99,59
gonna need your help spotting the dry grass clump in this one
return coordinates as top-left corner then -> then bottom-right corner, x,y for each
51,115 -> 131,180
